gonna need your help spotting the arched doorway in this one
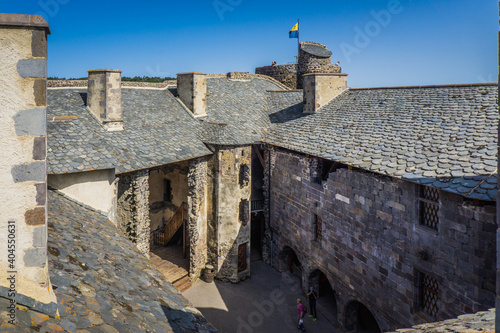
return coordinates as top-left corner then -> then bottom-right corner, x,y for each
344,301 -> 381,333
280,246 -> 302,278
309,269 -> 337,323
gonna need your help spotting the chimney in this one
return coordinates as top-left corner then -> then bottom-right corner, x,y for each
303,73 -> 348,113
87,69 -> 123,130
0,13 -> 58,314
176,72 -> 207,116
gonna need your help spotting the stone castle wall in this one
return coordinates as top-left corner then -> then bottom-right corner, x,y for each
187,157 -> 209,281
255,64 -> 298,89
207,145 -> 252,282
117,170 -> 151,258
255,42 -> 341,89
299,42 -> 340,76
265,146 -> 496,332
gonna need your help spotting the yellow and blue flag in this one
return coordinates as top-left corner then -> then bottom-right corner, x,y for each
289,22 -> 299,39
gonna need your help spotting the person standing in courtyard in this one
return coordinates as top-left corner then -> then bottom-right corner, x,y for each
307,287 -> 318,321
297,298 -> 306,332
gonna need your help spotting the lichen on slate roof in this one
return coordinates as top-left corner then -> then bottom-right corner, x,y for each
200,77 -> 283,145
47,87 -> 212,175
47,78 -> 498,201
35,190 -> 215,332
266,84 -> 498,201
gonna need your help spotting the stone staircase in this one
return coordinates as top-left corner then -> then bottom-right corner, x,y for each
173,275 -> 192,292
150,243 -> 191,292
153,202 -> 187,246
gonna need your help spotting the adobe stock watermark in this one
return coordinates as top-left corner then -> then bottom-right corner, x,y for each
145,64 -> 170,78
213,0 -> 243,21
478,74 -> 496,83
35,0 -> 70,21
340,0 -> 407,64
236,272 -> 301,333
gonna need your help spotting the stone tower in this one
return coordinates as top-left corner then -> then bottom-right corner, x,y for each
255,41 -> 341,89
298,41 -> 341,88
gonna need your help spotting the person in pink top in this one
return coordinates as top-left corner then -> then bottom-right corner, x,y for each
296,298 -> 306,332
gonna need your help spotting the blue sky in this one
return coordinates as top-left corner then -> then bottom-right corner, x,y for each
4,0 -> 498,87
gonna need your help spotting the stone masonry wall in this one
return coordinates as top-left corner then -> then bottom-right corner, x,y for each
177,73 -> 207,116
117,170 -> 150,258
207,146 -> 252,282
0,14 -> 58,314
149,162 -> 189,233
255,64 -> 298,89
303,73 -> 348,113
187,157 -> 209,281
266,146 -> 496,332
298,41 -> 340,89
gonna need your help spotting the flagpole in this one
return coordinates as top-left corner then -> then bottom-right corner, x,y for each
297,19 -> 300,64
297,18 -> 300,88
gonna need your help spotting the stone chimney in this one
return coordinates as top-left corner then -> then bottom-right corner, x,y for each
177,72 -> 207,116
0,13 -> 58,314
303,73 -> 348,113
87,69 -> 123,131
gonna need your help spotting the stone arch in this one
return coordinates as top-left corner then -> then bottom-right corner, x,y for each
278,245 -> 303,278
308,268 -> 338,323
344,300 -> 381,333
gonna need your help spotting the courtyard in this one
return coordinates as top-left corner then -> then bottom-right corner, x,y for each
183,261 -> 339,333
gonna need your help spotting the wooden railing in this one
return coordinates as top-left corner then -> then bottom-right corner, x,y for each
153,202 -> 187,247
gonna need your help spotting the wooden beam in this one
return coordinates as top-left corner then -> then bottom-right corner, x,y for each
253,145 -> 265,168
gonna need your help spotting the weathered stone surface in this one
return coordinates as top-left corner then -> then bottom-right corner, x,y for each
386,308 -> 495,333
0,190 -> 216,332
11,161 -> 46,183
16,59 -> 46,78
24,247 -> 46,267
187,157 -> 208,281
266,146 -> 496,332
25,207 -> 45,225
32,226 -> 46,247
33,136 -> 46,160
13,108 -> 46,136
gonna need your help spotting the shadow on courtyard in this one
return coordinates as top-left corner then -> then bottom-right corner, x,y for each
183,261 -> 340,333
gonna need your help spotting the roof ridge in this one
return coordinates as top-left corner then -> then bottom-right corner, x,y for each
350,82 -> 498,91
206,73 -> 290,90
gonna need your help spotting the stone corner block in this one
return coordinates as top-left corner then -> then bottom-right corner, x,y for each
23,247 -> 47,267
17,59 -> 46,78
14,108 -> 46,136
12,161 -> 46,183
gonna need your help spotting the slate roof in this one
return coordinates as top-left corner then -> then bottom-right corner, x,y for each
266,83 -> 498,201
0,190 -> 216,332
47,87 -> 212,174
47,78 -> 498,201
200,77 -> 282,145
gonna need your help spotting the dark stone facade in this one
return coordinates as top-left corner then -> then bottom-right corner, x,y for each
265,146 -> 496,332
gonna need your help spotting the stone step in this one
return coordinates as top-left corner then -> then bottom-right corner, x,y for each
173,275 -> 192,292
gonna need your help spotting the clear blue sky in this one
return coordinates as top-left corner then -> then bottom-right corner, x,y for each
4,0 -> 498,87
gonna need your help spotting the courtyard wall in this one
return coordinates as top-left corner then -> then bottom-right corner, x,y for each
266,146 -> 496,331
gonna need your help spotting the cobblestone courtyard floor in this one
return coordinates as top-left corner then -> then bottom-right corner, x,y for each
184,261 -> 339,333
